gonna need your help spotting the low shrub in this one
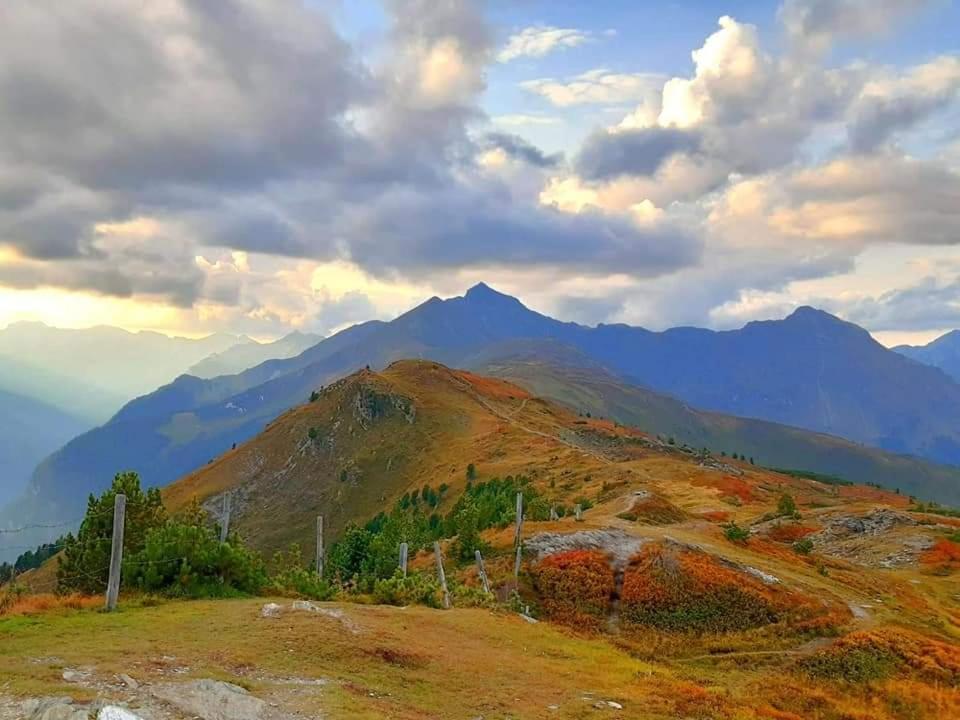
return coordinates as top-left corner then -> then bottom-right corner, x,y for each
269,544 -> 336,600
530,550 -> 614,630
372,571 -> 444,608
723,522 -> 750,544
800,629 -> 960,684
620,544 -> 778,633
618,495 -> 685,525
792,538 -> 814,555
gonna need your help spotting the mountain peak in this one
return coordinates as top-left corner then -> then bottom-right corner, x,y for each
787,306 -> 838,322
463,282 -> 523,307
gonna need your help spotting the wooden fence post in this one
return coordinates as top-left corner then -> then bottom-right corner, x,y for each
513,492 -> 524,546
475,549 -> 490,594
575,503 -> 583,522
219,492 -> 232,543
434,541 -> 451,609
549,506 -> 558,521
315,515 -> 324,576
399,542 -> 409,577
514,541 -> 523,579
105,494 -> 126,611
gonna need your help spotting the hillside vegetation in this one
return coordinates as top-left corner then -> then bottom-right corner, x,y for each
3,361 -> 960,718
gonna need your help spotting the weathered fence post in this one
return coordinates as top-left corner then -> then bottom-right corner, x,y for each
513,492 -> 524,546
315,515 -> 324,576
575,503 -> 583,522
475,549 -> 490,594
399,542 -> 409,577
434,541 -> 451,609
219,492 -> 232,543
513,491 -> 525,578
105,494 -> 126,611
549,506 -> 558,521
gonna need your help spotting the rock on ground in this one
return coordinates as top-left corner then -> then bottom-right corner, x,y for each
151,679 -> 269,720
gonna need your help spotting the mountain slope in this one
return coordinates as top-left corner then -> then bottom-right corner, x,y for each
187,331 -> 321,379
477,343 -> 960,504
0,390 -> 88,507
895,330 -> 960,383
161,360 -> 616,554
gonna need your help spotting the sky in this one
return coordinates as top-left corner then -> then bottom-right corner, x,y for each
0,0 -> 958,347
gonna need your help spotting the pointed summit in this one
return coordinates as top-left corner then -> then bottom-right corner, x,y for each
464,282 -> 523,307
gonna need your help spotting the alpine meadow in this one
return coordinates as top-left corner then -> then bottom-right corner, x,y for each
2,1 -> 960,719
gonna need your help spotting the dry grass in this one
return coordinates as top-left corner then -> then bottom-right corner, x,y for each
0,592 -> 100,617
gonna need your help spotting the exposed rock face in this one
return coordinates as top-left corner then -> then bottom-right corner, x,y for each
817,509 -> 917,538
809,508 -> 934,568
352,385 -> 415,428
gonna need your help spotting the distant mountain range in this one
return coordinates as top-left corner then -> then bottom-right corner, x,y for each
6,283 -> 960,559
0,322 -> 246,423
895,331 -> 960,384
187,331 -> 321,379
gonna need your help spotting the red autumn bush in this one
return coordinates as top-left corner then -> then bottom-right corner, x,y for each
530,550 -> 614,630
921,538 -> 960,572
767,523 -> 818,544
701,510 -> 731,523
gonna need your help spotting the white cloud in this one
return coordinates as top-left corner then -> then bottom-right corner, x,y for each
497,26 -> 591,63
520,69 -> 665,107
492,114 -> 561,127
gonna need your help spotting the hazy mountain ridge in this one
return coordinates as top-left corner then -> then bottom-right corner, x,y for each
187,331 -> 322,379
894,330 -> 960,383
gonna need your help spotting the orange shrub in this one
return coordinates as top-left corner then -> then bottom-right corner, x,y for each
701,510 -> 731,523
921,538 -> 960,571
530,550 -> 614,630
620,542 -> 847,635
767,523 -> 818,544
621,544 -> 778,633
618,495 -> 685,525
694,475 -> 755,503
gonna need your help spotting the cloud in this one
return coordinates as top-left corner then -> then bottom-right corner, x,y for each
781,0 -> 936,52
492,114 -> 561,127
576,127 -> 702,180
554,294 -> 627,325
847,56 -> 960,151
497,26 -> 591,63
309,290 -> 379,335
785,156 -> 960,244
521,69 -> 665,107
484,133 -> 562,168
